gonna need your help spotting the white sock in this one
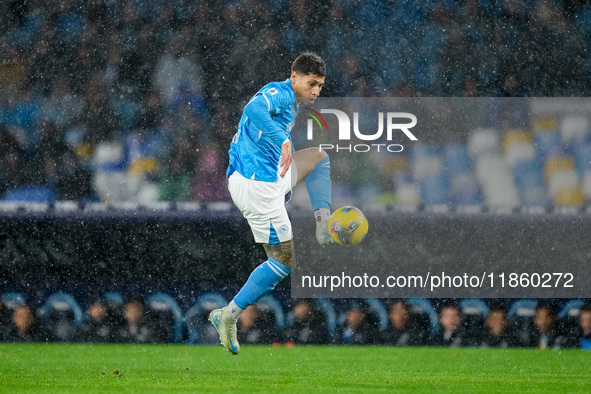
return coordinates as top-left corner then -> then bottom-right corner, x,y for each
228,300 -> 243,320
314,208 -> 331,223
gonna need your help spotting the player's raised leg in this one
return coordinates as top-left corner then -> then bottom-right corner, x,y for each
293,147 -> 333,245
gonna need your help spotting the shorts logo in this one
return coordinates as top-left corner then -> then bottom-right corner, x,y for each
279,224 -> 289,234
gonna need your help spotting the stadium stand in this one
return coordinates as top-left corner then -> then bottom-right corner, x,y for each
284,299 -> 337,344
315,298 -> 338,337
1,292 -> 26,312
2,185 -> 55,203
459,298 -> 490,346
338,299 -> 389,333
37,292 -> 84,342
1,1 -> 591,350
558,299 -> 586,321
145,292 -> 184,344
256,295 -> 286,333
0,293 -> 588,347
1,1 -> 591,205
558,299 -> 586,341
102,291 -> 124,308
508,299 -> 538,347
508,299 -> 538,319
406,298 -> 440,335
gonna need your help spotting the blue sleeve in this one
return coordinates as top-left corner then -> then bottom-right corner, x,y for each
244,90 -> 291,145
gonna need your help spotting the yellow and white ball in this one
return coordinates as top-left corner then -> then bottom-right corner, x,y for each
328,206 -> 369,246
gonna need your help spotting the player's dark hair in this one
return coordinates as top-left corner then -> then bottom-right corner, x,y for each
292,52 -> 326,77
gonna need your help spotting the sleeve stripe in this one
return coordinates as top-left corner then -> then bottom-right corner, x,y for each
261,92 -> 271,111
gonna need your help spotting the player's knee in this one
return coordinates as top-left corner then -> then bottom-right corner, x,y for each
304,147 -> 327,163
264,240 -> 293,268
308,149 -> 328,170
316,148 -> 328,164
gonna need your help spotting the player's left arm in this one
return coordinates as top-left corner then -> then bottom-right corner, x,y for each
244,89 -> 293,177
244,93 -> 289,146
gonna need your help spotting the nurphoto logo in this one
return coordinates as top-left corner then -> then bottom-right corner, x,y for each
304,107 -> 418,152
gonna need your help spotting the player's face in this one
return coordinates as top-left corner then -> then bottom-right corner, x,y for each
290,71 -> 325,105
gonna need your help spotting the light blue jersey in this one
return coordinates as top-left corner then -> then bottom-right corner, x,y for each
227,79 -> 299,182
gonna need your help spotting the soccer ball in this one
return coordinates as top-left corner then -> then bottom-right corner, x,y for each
328,206 -> 368,246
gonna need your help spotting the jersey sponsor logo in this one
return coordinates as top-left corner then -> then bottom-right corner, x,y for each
266,88 -> 279,95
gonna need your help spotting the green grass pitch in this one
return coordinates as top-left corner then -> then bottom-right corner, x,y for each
0,344 -> 589,393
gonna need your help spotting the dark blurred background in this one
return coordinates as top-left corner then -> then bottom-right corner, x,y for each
1,0 -> 590,203
1,0 -> 591,349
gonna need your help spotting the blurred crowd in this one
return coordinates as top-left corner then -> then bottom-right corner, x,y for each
1,0 -> 591,201
0,294 -> 173,344
1,294 -> 590,350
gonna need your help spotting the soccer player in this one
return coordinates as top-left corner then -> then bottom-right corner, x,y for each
209,52 -> 332,354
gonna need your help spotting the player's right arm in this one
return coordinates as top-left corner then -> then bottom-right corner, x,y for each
278,139 -> 291,178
